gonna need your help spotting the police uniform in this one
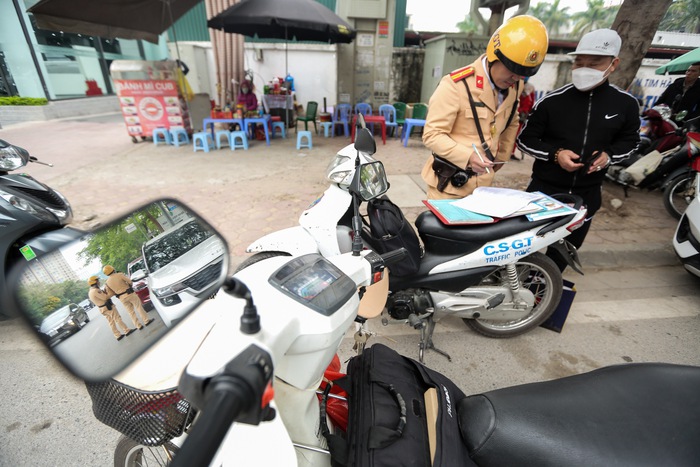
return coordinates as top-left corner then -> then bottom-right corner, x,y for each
88,286 -> 131,339
105,272 -> 152,329
421,55 -> 521,199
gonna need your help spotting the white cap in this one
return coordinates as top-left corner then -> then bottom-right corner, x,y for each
568,29 -> 621,57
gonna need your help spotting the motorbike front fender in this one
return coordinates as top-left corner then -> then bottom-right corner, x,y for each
246,226 -> 320,256
660,166 -> 692,189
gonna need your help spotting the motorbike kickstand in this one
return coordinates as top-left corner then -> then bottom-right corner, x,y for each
418,315 -> 452,363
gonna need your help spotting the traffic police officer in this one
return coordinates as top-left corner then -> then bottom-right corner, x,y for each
88,275 -> 133,341
421,15 -> 549,199
103,265 -> 154,330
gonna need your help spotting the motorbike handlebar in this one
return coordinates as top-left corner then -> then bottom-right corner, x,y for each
380,248 -> 408,266
173,344 -> 274,467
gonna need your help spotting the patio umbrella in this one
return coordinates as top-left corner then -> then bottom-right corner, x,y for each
28,0 -> 202,44
655,47 -> 700,75
207,0 -> 356,123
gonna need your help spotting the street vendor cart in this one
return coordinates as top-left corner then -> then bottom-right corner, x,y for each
110,60 -> 192,143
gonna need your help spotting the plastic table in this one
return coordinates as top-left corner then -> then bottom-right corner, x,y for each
203,117 -> 245,139
350,115 -> 386,145
244,115 -> 272,146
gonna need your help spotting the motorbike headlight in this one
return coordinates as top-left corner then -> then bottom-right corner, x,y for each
0,145 -> 29,171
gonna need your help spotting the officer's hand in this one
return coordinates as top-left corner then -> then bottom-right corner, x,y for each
469,151 -> 493,174
556,149 -> 584,173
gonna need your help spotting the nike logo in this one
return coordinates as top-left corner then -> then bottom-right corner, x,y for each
605,114 -> 618,119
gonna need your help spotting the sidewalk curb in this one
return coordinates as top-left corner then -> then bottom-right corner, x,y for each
578,243 -> 678,270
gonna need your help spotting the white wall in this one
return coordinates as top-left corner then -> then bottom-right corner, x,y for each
243,42 -> 338,112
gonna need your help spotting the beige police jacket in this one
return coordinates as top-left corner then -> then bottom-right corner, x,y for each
88,286 -> 111,309
105,272 -> 134,297
421,55 -> 520,199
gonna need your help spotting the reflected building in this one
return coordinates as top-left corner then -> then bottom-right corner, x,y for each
19,249 -> 78,286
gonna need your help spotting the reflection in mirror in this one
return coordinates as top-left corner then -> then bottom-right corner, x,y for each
357,161 -> 389,201
13,199 -> 229,382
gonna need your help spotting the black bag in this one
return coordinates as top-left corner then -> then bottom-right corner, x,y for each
363,196 -> 422,277
323,344 -> 475,467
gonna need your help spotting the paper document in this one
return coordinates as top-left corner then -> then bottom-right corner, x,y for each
453,187 -> 544,218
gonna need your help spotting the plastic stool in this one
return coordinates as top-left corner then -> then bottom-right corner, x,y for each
152,127 -> 171,146
193,132 -> 214,153
215,130 -> 231,149
271,121 -> 286,139
296,131 -> 313,150
320,121 -> 333,138
170,128 -> 190,147
230,130 -> 249,150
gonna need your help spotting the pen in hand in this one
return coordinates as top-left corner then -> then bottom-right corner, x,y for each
472,143 -> 491,174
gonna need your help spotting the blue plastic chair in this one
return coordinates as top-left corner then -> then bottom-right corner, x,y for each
378,104 -> 399,138
332,104 -> 352,137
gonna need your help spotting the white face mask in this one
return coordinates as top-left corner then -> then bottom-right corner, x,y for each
572,62 -> 613,91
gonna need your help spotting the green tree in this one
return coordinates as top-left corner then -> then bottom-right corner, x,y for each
456,15 -> 479,34
659,0 -> 700,33
79,204 -> 165,274
528,0 -> 571,39
570,0 -> 619,37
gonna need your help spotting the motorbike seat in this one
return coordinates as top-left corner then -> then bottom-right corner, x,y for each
457,363 -> 700,467
415,210 -> 552,256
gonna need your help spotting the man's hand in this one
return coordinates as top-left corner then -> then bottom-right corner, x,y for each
469,150 -> 494,174
556,149 -> 584,173
586,151 -> 610,175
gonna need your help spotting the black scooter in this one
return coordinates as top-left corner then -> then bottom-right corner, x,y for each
0,139 -> 82,320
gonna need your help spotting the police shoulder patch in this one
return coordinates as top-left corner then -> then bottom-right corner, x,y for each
450,66 -> 475,83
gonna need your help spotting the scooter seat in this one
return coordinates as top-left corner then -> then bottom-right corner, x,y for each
415,211 -> 552,256
457,363 -> 700,467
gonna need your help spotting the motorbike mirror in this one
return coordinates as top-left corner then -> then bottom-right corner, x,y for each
0,139 -> 30,171
350,161 -> 389,201
354,114 -> 376,156
10,199 -> 229,382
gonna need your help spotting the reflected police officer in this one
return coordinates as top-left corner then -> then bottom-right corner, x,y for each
103,265 -> 154,330
88,275 -> 133,341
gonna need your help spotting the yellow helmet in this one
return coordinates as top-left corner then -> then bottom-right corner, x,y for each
88,275 -> 99,286
103,265 -> 115,275
486,15 -> 548,77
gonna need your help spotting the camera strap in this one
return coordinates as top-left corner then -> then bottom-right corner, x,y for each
462,79 -> 520,162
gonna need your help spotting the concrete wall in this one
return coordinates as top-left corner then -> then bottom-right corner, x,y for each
243,42 -> 338,112
0,96 -> 120,127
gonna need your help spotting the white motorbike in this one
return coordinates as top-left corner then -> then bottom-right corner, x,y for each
11,168 -> 700,466
244,117 -> 588,360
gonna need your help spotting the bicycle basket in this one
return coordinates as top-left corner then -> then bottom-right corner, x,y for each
85,379 -> 196,446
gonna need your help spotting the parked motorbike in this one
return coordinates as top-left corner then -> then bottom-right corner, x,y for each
672,190 -> 700,278
661,128 -> 700,219
0,139 -> 80,320
605,114 -> 700,217
244,117 -> 588,360
9,193 -> 700,465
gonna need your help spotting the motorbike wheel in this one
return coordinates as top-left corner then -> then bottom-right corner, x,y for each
234,251 -> 291,273
113,435 -> 178,467
663,173 -> 695,219
463,252 -> 562,338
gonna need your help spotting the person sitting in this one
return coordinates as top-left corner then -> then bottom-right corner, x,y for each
237,79 -> 259,116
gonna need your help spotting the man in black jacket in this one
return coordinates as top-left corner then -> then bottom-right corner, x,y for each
517,29 -> 640,271
655,62 -> 700,121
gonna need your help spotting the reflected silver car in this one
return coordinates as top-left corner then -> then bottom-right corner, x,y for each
38,303 -> 90,347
